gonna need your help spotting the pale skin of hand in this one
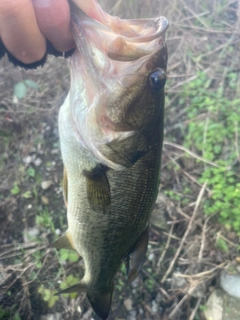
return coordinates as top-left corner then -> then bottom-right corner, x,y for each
0,0 -> 104,64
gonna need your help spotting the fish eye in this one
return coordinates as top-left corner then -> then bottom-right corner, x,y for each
149,69 -> 166,91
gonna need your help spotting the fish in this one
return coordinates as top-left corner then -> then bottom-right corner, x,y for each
52,1 -> 168,319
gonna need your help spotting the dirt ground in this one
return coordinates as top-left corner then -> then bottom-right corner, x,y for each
1,1 -> 240,319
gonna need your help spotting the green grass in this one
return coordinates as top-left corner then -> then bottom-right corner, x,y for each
180,71 -> 240,233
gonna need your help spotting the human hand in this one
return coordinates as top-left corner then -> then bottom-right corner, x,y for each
0,0 -> 106,68
0,0 -> 75,66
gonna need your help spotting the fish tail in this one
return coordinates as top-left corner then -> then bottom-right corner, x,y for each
56,281 -> 113,319
87,284 -> 114,320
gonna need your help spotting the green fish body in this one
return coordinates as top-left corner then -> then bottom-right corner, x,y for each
54,3 -> 168,319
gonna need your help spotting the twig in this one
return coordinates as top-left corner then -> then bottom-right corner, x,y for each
142,302 -> 154,316
163,149 -> 212,193
161,182 -> 207,283
180,0 -> 209,28
177,207 -> 190,220
164,141 -> 223,168
169,280 -> 199,319
156,223 -> 174,273
0,243 -> 43,258
215,232 -> 237,247
176,24 -> 240,34
162,232 -> 181,241
189,297 -> 202,320
174,262 -> 227,279
198,216 -> 210,262
5,263 -> 35,293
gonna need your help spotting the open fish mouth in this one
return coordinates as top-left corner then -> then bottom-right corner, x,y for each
65,2 -> 168,170
70,2 -> 168,62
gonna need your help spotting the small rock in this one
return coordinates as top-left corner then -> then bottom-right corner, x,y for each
55,187 -> 62,194
23,227 -> 40,243
41,196 -> 49,205
40,313 -> 62,320
124,298 -> 133,311
220,270 -> 240,299
151,300 -> 158,314
51,149 -> 59,155
55,229 -> 61,236
23,155 -> 33,164
204,290 -> 223,320
172,272 -> 187,289
227,232 -> 237,241
151,208 -> 168,230
41,180 -> 53,190
34,158 -> 42,166
155,292 -> 162,303
138,307 -> 144,315
131,276 -> 141,289
82,309 -> 93,319
204,288 -> 240,320
148,252 -> 155,261
127,309 -> 137,320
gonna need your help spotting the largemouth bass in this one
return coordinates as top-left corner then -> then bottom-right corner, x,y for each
53,2 -> 168,319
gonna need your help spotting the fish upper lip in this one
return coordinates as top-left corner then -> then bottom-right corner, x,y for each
115,17 -> 169,44
71,3 -> 168,63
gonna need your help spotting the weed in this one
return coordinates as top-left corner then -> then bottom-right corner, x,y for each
164,190 -> 181,202
0,306 -> 20,320
26,167 -> 36,178
59,275 -> 80,298
10,182 -> 21,195
36,207 -> 55,232
182,71 -> 240,233
59,248 -> 79,263
14,79 -> 38,100
38,285 -> 59,308
216,236 -> 229,253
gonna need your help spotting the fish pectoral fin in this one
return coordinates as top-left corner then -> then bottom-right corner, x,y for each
127,227 -> 149,282
55,282 -> 87,295
50,230 -> 76,251
63,166 -> 68,207
87,285 -> 114,320
83,164 -> 111,211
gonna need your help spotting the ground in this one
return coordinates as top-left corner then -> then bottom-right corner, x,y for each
1,1 -> 240,319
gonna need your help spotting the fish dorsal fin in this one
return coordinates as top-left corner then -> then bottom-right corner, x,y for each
127,227 -> 149,282
63,166 -> 68,207
51,230 -> 76,251
87,284 -> 114,320
83,164 -> 111,211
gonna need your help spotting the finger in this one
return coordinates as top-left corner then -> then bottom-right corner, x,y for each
0,0 -> 46,64
32,0 -> 75,53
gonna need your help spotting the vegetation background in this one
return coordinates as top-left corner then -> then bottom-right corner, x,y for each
0,0 -> 240,319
